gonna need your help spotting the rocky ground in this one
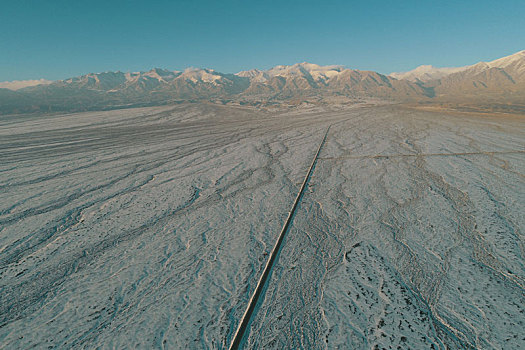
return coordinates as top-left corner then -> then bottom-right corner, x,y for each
0,102 -> 523,349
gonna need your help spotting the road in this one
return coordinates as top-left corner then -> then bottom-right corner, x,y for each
1,103 -> 524,349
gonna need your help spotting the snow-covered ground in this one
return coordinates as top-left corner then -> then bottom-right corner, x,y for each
0,103 -> 523,349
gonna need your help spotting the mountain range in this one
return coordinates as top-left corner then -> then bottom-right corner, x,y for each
391,50 -> 525,108
1,50 -> 524,115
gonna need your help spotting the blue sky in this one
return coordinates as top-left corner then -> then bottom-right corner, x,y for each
1,0 -> 524,81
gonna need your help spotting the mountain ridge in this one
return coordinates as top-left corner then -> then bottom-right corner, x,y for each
1,50 -> 523,115
389,50 -> 525,84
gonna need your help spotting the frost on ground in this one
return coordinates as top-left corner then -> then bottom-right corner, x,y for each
0,103 -> 524,349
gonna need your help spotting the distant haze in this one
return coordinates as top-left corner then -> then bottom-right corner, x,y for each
0,79 -> 52,90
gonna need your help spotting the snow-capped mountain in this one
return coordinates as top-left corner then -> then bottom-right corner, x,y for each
265,62 -> 345,82
390,50 -> 525,85
480,50 -> 525,78
432,51 -> 525,104
388,50 -> 525,105
236,69 -> 270,83
237,62 -> 427,98
1,50 -> 523,115
390,66 -> 467,83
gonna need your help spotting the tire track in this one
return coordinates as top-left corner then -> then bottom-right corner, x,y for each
229,126 -> 331,350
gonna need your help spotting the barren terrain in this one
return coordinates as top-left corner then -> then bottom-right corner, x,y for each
1,103 -> 523,349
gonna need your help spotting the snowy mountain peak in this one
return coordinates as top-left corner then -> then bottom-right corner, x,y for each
486,50 -> 525,75
390,65 -> 467,82
180,68 -> 226,84
267,62 -> 344,75
236,69 -> 269,83
4,50 -> 524,115
263,62 -> 347,83
390,49 -> 525,82
143,68 -> 179,82
488,50 -> 525,66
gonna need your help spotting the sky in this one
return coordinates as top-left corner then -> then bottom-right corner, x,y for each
1,0 -> 524,81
